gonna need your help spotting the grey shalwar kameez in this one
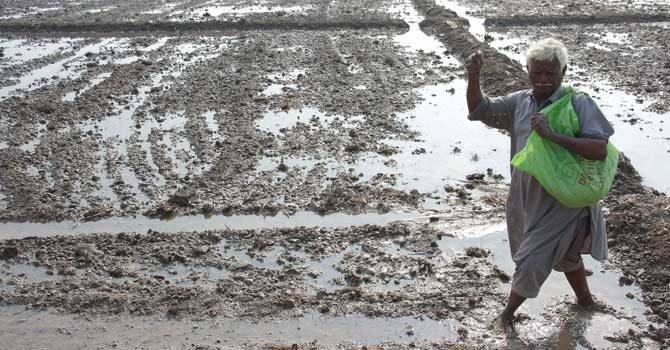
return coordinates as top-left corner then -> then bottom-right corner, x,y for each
468,86 -> 614,298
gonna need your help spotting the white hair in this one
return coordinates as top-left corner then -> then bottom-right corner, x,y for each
525,38 -> 569,71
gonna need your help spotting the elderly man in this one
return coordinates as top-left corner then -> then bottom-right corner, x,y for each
465,38 -> 614,330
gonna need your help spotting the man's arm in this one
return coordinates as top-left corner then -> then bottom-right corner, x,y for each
530,114 -> 608,160
464,50 -> 514,131
466,51 -> 483,113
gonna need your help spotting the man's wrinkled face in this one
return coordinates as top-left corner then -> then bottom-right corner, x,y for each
527,59 -> 566,98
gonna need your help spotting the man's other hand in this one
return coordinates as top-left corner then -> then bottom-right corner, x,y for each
530,113 -> 553,138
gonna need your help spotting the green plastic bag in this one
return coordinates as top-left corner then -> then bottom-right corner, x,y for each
510,87 -> 619,208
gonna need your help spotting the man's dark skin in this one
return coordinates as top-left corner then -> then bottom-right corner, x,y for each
465,50 -> 603,332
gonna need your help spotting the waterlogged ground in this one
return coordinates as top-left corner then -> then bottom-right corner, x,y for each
0,219 -> 660,349
1,0 -> 670,348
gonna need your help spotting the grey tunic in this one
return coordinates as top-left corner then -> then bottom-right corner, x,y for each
468,86 -> 614,298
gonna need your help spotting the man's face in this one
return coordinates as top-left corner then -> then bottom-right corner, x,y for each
527,59 -> 566,98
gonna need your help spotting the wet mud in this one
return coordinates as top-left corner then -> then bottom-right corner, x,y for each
0,29 -> 458,222
1,217 -> 658,349
0,223 -> 505,319
1,0 -> 670,348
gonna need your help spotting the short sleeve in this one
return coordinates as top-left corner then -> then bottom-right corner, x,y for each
467,92 -> 518,132
572,93 -> 614,140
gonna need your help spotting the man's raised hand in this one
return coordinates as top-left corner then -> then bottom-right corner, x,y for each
465,50 -> 483,76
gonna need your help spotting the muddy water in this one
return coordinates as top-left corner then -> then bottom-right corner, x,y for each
0,306 -> 461,349
0,211 -> 416,239
0,38 -> 118,96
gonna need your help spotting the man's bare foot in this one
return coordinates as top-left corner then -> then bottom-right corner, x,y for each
492,312 -> 514,334
577,291 -> 595,307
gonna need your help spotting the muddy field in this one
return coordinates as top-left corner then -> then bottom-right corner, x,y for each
1,0 -> 669,349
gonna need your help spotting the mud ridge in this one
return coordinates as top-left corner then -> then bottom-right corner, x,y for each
485,13 -> 670,27
604,156 -> 670,348
0,18 -> 409,36
411,0 -> 526,98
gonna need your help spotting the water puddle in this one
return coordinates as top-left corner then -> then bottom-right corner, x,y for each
17,123 -> 47,153
162,131 -> 195,178
262,83 -> 297,96
513,311 -> 657,349
137,37 -> 171,53
0,264 -> 62,291
173,39 -> 232,63
27,165 -> 40,177
0,183 -> 7,207
0,7 -> 61,20
84,7 -> 114,15
91,152 -> 119,205
256,107 -> 322,137
141,2 -> 182,15
63,72 -> 112,102
435,0 -> 486,40
0,38 -> 118,97
256,156 -> 337,180
599,0 -> 670,7
255,79 -> 509,206
0,38 -> 78,65
99,37 -> 173,67
221,243 -> 285,271
126,263 -> 231,286
302,247 -> 352,291
268,69 -> 305,82
81,72 -> 180,194
119,166 -> 150,204
392,1 -> 461,67
62,37 -> 236,204
0,306 -> 461,348
202,111 -> 224,142
359,81 -> 509,192
0,211 -> 417,239
261,69 -> 306,96
221,238 -> 421,293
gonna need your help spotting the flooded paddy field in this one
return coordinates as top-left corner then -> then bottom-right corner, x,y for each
1,0 -> 669,348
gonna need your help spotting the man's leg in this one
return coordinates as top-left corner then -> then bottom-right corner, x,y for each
494,290 -> 526,332
564,264 -> 594,306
